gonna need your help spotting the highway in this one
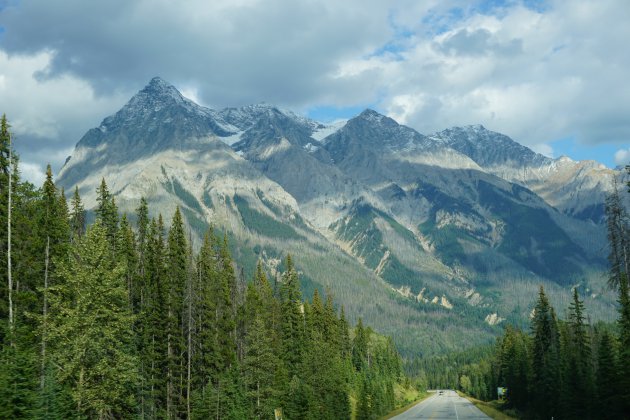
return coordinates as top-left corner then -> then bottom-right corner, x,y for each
390,390 -> 490,419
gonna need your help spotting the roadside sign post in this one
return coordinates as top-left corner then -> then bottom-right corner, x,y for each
274,408 -> 283,420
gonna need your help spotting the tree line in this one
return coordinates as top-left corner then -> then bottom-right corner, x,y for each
0,115 -> 409,419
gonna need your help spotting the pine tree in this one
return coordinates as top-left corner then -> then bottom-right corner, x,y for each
497,326 -> 529,409
118,215 -> 139,310
244,280 -> 262,334
165,207 -> 188,418
0,339 -> 37,418
279,255 -> 304,379
310,289 -> 325,337
217,235 -> 237,373
246,260 -> 286,417
48,221 -> 138,418
136,197 -> 150,292
192,230 -> 219,391
141,216 -> 168,418
37,165 -> 70,417
353,318 -> 369,372
284,374 -> 312,420
356,371 -> 374,420
69,186 -> 85,242
530,286 -> 561,418
253,260 -> 280,335
566,288 -> 594,417
301,329 -> 350,419
243,316 -> 281,419
339,306 -> 352,359
323,293 -> 340,348
95,178 -> 118,250
0,145 -> 46,417
131,199 -> 151,418
193,363 -> 247,420
596,330 -> 621,419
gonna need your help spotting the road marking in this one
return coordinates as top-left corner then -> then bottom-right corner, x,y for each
414,394 -> 437,416
453,393 -> 460,420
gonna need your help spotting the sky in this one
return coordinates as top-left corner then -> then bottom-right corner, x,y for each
0,0 -> 629,185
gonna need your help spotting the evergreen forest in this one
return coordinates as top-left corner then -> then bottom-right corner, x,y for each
0,115 -> 418,419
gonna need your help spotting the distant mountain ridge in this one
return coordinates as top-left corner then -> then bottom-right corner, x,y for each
429,125 -> 619,224
57,77 -> 623,356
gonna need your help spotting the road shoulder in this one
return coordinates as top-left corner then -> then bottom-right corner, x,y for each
380,392 -> 433,419
456,391 -> 518,420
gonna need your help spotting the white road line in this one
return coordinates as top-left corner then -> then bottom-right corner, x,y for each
453,394 -> 460,420
412,394 -> 437,416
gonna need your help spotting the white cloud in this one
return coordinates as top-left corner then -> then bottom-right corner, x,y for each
373,0 -> 630,147
614,148 -> 630,166
19,161 -> 46,186
180,86 -> 203,107
0,50 -> 129,172
0,0 -> 628,172
531,143 -> 554,158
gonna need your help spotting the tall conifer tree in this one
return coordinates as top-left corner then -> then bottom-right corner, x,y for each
142,217 -> 168,417
95,178 -> 118,250
566,288 -> 594,417
596,330 -> 621,418
48,221 -> 137,418
37,165 -> 70,416
530,286 -> 561,418
279,255 -> 304,379
165,208 -> 188,418
69,186 -> 85,242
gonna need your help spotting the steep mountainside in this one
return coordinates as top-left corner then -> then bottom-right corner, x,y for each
57,77 -> 621,356
430,125 -> 622,224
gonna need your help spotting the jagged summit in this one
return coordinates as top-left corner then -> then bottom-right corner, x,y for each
328,108 -> 430,154
357,108 -> 384,119
430,124 -> 551,169
124,76 -> 193,113
101,76 -> 212,129
355,109 -> 399,127
144,76 -> 184,98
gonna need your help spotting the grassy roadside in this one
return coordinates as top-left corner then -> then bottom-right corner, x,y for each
456,391 -> 519,420
379,391 -> 432,419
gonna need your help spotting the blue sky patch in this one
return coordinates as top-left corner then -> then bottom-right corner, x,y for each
551,136 -> 620,168
307,105 -> 373,123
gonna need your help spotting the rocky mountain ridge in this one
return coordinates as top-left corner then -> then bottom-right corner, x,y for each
57,77 -> 623,355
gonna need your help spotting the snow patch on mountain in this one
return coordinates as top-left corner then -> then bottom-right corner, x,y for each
311,120 -> 347,142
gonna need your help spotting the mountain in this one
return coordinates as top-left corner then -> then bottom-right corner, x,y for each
430,125 -> 620,224
57,77 -> 622,356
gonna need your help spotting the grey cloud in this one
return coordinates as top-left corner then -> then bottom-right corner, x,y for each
1,0 -> 629,179
0,0 -> 396,182
0,0 -> 393,107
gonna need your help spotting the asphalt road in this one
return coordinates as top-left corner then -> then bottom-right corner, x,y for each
390,390 -> 490,419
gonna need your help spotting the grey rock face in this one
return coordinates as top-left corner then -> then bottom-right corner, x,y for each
430,125 -> 552,169
429,124 -> 625,224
